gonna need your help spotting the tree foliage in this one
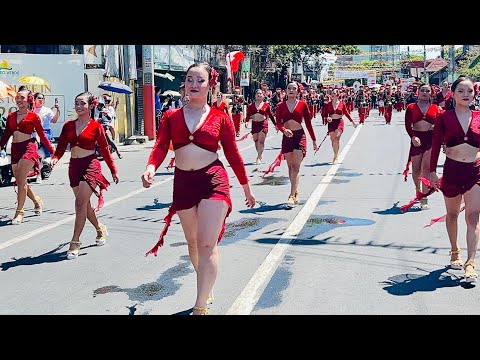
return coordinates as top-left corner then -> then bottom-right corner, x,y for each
456,49 -> 480,81
267,45 -> 359,66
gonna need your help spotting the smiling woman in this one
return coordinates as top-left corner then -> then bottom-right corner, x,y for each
0,88 -> 55,225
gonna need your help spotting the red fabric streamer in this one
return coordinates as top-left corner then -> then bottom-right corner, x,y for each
263,151 -> 283,176
399,177 -> 437,212
424,204 -> 466,227
145,206 -> 176,256
236,133 -> 250,142
166,157 -> 175,170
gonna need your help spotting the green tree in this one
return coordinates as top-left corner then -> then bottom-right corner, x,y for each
265,45 -> 359,84
456,49 -> 480,81
267,45 -> 359,66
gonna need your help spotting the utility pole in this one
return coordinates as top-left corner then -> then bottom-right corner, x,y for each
449,45 -> 455,83
423,45 -> 428,84
142,45 -> 155,140
123,45 -> 133,138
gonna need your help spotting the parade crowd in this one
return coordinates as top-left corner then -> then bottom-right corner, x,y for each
2,61 -> 480,314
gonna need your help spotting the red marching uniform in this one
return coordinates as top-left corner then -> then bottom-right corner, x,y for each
405,102 -> 442,157
402,102 -> 442,181
435,90 -> 453,110
231,89 -> 245,136
245,101 -> 276,135
145,108 -> 249,256
262,99 -> 316,175
211,100 -> 229,115
431,110 -> 480,198
306,90 -> 318,118
322,100 -> 355,133
384,94 -> 394,124
378,97 -> 385,116
275,100 -> 316,158
0,111 -> 55,172
52,119 -> 117,211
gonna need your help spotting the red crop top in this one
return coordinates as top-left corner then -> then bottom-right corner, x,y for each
436,91 -> 452,108
275,100 -> 316,141
245,102 -> 276,127
147,107 -> 249,185
430,110 -> 480,172
53,119 -> 117,174
0,111 -> 55,153
404,102 -> 442,138
211,101 -> 229,115
321,101 -> 355,124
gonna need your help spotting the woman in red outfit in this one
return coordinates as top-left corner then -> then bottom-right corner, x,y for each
430,76 -> 480,283
211,92 -> 230,116
275,81 -> 317,208
384,87 -> 395,124
51,92 -> 119,260
404,84 -> 442,209
0,88 -> 55,224
322,89 -> 357,163
142,62 -> 255,315
245,89 -> 276,164
435,80 -> 453,110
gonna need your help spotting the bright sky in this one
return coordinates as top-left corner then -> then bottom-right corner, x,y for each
399,45 -> 462,59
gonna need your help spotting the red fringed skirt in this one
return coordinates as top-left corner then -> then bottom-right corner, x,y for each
146,159 -> 232,256
440,157 -> 480,198
409,130 -> 433,157
251,120 -> 268,135
69,154 -> 110,211
327,118 -> 344,134
11,139 -> 38,165
281,128 -> 306,157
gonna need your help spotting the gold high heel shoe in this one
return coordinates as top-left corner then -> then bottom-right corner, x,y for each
286,195 -> 296,209
420,198 -> 429,210
192,307 -> 208,315
66,241 -> 82,260
11,208 -> 25,225
293,190 -> 299,205
95,224 -> 108,246
464,260 -> 477,284
449,249 -> 463,270
33,196 -> 44,216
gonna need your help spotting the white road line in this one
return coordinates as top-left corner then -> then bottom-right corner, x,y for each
0,134 -> 278,251
226,125 -> 363,315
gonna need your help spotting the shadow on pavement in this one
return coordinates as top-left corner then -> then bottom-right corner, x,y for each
380,267 -> 469,295
0,242 -> 96,271
373,201 -> 421,215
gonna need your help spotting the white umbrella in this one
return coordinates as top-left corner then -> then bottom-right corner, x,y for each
162,90 -> 181,97
154,72 -> 175,81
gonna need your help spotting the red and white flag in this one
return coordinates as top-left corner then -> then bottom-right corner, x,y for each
226,51 -> 245,85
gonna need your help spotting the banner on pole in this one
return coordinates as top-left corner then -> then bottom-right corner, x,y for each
240,55 -> 251,87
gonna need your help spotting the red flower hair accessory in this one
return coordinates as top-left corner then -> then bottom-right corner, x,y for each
92,97 -> 99,108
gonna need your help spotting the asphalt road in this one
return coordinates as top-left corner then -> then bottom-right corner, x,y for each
0,108 -> 477,315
